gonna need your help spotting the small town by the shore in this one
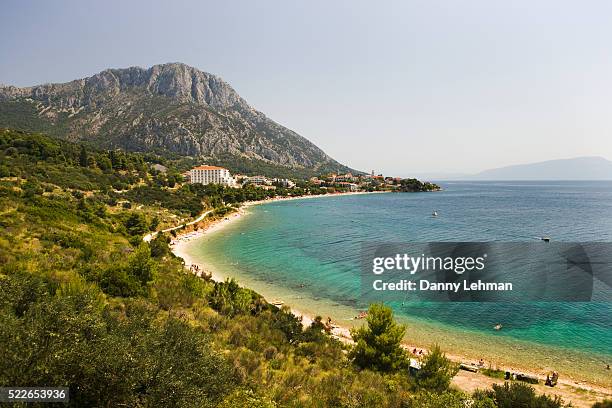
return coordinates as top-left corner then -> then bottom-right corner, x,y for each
183,164 -> 440,193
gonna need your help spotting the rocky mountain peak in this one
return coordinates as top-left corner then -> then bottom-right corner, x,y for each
0,63 -> 356,175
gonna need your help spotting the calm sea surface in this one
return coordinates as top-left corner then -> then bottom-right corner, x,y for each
184,181 -> 612,384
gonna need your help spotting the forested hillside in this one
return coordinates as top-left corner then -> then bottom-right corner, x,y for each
0,128 -> 580,407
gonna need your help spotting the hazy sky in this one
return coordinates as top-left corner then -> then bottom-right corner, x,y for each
2,0 -> 611,176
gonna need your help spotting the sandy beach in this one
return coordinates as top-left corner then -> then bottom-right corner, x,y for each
167,192 -> 612,407
171,191 -> 386,284
170,191 -> 388,343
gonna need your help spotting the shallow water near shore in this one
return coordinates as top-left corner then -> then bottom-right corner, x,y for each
182,181 -> 612,388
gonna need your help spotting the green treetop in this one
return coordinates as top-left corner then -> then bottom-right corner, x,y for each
349,303 -> 409,372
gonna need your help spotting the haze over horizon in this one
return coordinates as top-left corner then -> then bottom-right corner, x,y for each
2,0 -> 612,177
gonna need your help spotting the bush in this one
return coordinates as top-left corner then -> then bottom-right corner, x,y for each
98,245 -> 156,297
406,391 -> 470,408
0,272 -> 236,407
218,389 -> 276,408
269,306 -> 304,345
99,265 -> 142,297
299,315 -> 327,343
414,344 -> 459,392
21,180 -> 43,197
123,212 -> 148,236
481,367 -> 506,379
127,244 -> 157,286
208,279 -> 262,318
150,233 -> 171,258
481,382 -> 568,408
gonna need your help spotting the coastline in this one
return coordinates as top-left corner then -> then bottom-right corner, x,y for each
168,192 -> 611,406
171,191 -> 389,340
171,191 -> 387,285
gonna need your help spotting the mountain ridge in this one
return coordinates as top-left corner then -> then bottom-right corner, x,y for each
467,156 -> 612,180
0,62 -> 356,176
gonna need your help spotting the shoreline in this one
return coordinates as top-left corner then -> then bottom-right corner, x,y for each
171,191 -> 387,283
168,192 -> 611,406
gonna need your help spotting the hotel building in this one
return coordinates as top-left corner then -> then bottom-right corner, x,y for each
244,175 -> 272,186
189,165 -> 237,187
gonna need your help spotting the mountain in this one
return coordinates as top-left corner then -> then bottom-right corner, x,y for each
0,63 -> 356,176
468,156 -> 612,180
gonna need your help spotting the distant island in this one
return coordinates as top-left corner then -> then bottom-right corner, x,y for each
466,156 -> 612,180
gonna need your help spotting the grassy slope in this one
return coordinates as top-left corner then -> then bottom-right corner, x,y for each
0,129 -> 579,408
0,129 -> 410,407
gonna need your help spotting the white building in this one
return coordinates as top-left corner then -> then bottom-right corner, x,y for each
189,165 -> 237,187
245,175 -> 272,186
335,173 -> 357,182
274,178 -> 296,188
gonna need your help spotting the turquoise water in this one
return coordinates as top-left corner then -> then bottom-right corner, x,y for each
186,181 -> 612,383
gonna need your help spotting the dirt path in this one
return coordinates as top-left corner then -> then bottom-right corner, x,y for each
143,209 -> 213,242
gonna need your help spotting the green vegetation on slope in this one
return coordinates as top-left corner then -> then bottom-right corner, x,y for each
398,178 -> 440,192
0,129 -> 574,407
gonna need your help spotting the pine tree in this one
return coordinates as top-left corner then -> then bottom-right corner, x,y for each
349,303 -> 409,372
79,145 -> 88,167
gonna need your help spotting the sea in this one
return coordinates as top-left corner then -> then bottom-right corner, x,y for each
182,181 -> 612,386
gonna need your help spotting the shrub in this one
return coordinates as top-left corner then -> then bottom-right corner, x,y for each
481,367 -> 506,379
99,265 -> 142,297
123,212 -> 147,236
414,344 -> 459,392
149,233 -> 171,258
209,279 -> 260,317
299,315 -> 327,343
218,389 -> 276,408
0,271 -> 236,407
482,382 -> 568,408
406,391 -> 469,408
21,180 -> 43,197
127,244 -> 157,286
269,306 -> 303,344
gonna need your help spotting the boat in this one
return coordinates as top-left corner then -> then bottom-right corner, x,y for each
494,323 -> 503,330
432,210 -> 438,217
459,363 -> 480,373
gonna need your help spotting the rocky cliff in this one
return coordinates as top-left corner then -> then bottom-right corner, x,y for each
0,63 -> 354,174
